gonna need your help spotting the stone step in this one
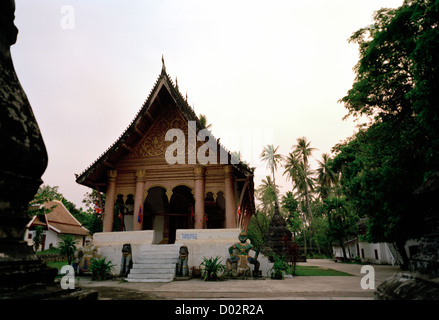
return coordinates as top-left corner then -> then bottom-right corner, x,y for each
125,244 -> 181,282
132,263 -> 176,269
129,267 -> 175,274
134,258 -> 178,264
125,277 -> 173,283
137,252 -> 179,258
127,273 -> 174,279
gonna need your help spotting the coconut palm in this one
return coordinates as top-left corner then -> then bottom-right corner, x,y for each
199,114 -> 212,130
283,152 -> 313,254
256,176 -> 279,214
292,137 -> 316,222
316,153 -> 338,200
283,137 -> 318,254
260,144 -> 283,203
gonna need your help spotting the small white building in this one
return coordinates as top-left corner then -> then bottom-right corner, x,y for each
25,200 -> 89,251
332,238 -> 420,265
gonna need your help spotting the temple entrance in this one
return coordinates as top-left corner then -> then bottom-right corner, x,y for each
143,186 -> 169,242
205,191 -> 225,229
167,186 -> 194,244
143,185 -> 194,244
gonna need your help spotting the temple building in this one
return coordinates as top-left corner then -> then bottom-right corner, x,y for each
76,61 -> 255,244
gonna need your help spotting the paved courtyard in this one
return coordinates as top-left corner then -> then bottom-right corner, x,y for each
77,259 -> 401,300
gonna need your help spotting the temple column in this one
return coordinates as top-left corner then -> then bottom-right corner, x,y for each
133,169 -> 147,231
103,170 -> 117,232
224,165 -> 236,228
194,165 -> 205,229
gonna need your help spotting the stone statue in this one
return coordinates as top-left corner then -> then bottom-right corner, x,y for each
176,245 -> 189,277
119,243 -> 133,277
74,234 -> 100,275
226,230 -> 260,278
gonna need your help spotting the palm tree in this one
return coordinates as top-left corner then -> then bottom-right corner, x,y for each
283,151 -> 312,254
316,153 -> 338,200
256,176 -> 279,214
57,234 -> 78,265
260,145 -> 283,203
283,152 -> 313,193
292,137 -> 315,222
199,114 -> 212,130
283,152 -> 301,187
283,137 -> 317,254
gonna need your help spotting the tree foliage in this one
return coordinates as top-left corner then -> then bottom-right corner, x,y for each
28,185 -> 103,235
334,0 -> 439,267
32,226 -> 45,251
57,234 -> 78,265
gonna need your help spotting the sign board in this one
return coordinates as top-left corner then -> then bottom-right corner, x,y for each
180,233 -> 197,240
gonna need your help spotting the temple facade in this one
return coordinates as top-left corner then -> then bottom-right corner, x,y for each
76,62 -> 255,244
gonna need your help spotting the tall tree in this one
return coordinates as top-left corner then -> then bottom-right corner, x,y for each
316,153 -> 338,200
260,144 -> 283,202
199,114 -> 212,130
292,137 -> 316,222
281,191 -> 301,238
28,185 -> 61,216
255,176 -> 278,214
336,0 -> 439,268
323,196 -> 358,261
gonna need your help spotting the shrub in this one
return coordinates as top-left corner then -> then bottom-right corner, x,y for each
200,256 -> 226,281
90,257 -> 115,281
268,254 -> 288,280
57,235 -> 78,264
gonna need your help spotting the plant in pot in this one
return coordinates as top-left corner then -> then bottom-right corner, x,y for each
200,256 -> 226,281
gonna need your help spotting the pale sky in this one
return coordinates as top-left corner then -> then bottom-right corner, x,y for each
11,0 -> 404,209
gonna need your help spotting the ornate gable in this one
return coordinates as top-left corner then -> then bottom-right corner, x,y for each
76,61 -> 253,190
126,104 -> 188,160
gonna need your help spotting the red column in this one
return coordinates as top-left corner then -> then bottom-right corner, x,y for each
133,169 -> 147,231
103,170 -> 117,232
224,165 -> 236,228
194,165 -> 205,229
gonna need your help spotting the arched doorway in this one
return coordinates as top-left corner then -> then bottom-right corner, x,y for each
143,186 -> 169,243
168,186 -> 194,244
143,185 -> 194,244
205,192 -> 225,229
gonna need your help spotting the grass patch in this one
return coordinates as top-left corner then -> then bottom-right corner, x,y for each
47,261 -> 69,270
291,265 -> 353,276
36,248 -> 59,255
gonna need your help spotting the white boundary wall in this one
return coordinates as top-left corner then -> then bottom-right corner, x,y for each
93,229 -> 273,276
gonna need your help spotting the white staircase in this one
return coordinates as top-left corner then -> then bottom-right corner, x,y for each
126,244 -> 181,282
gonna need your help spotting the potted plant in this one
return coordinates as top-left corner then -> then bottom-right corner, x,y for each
191,266 -> 201,278
199,256 -> 226,281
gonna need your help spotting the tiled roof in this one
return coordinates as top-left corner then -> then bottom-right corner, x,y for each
29,200 -> 89,236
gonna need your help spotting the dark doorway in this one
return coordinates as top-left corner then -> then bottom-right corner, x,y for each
205,192 -> 225,229
143,186 -> 169,232
168,186 -> 194,244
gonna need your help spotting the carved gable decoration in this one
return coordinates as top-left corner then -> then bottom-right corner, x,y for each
126,105 -> 189,160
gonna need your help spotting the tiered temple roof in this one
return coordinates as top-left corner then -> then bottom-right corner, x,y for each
75,59 -> 255,220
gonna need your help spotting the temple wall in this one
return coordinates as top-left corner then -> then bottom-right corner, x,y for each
92,229 -> 273,277
93,230 -> 157,274
175,229 -> 272,276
